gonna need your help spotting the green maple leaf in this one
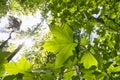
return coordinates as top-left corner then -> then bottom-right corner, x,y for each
43,25 -> 77,68
64,70 -> 75,80
80,52 -> 98,69
5,57 -> 32,75
83,73 -> 96,80
107,64 -> 120,73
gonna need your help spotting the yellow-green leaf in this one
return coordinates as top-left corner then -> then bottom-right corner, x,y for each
5,57 -> 32,75
107,64 -> 120,73
80,52 -> 98,69
43,25 -> 77,68
80,37 -> 89,46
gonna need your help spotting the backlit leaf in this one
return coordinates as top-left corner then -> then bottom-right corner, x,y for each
64,70 -> 75,80
5,57 -> 32,75
107,64 -> 120,73
83,73 -> 96,80
43,25 -> 77,68
80,37 -> 89,46
80,52 -> 98,69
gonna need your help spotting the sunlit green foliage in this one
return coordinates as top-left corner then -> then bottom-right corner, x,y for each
0,0 -> 120,80
0,0 -> 44,16
5,57 -> 32,75
3,57 -> 35,80
43,25 -> 77,68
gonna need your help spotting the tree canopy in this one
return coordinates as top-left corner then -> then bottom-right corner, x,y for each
0,0 -> 120,80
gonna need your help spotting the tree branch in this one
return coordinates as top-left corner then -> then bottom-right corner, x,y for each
7,43 -> 24,62
0,30 -> 14,49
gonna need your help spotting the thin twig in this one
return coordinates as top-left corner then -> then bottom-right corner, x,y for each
7,42 -> 24,62
0,30 -> 14,49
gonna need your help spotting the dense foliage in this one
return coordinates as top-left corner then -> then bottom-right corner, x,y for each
0,0 -> 120,80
